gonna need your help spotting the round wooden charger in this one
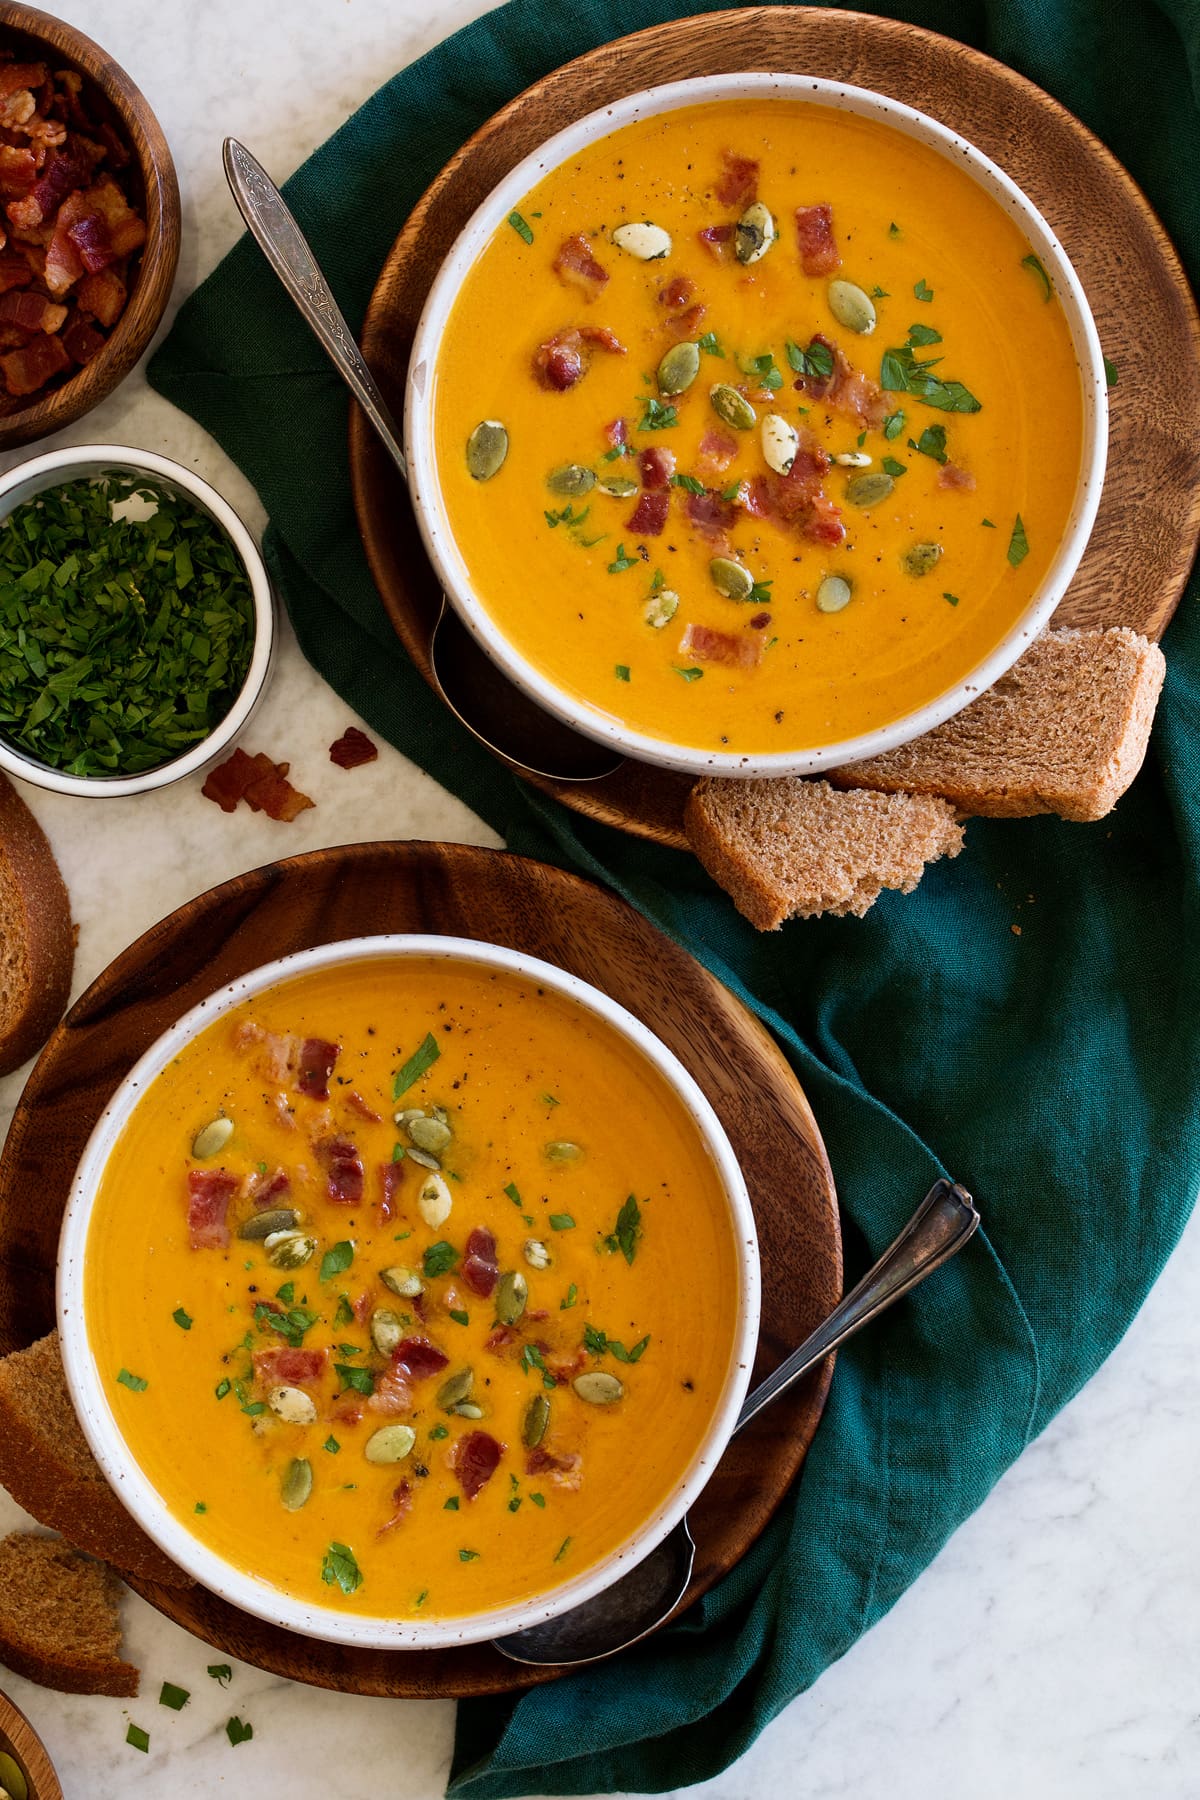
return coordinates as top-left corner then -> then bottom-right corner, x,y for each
351,5 -> 1200,851
0,843 -> 840,1698
0,1692 -> 61,1800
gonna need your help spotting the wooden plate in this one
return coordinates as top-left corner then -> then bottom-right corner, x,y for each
350,5 -> 1200,851
0,1690 -> 62,1800
0,843 -> 840,1698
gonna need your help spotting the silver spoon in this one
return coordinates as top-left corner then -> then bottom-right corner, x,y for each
222,138 -> 625,785
493,1176 -> 980,1666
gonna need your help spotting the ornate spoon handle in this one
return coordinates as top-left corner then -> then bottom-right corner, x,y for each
222,137 -> 408,481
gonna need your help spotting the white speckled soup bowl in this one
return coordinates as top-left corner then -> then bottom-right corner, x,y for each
405,71 -> 1108,778
57,933 -> 760,1650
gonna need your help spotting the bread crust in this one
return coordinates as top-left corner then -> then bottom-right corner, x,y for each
0,1533 -> 138,1698
0,774 -> 74,1075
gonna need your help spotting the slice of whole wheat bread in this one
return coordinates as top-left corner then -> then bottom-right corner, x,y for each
829,626 -> 1165,821
686,777 -> 964,928
0,1331 -> 191,1589
0,774 -> 74,1075
0,1532 -> 137,1697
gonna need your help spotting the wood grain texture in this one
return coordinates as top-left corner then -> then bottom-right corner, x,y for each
0,842 -> 841,1697
0,3 -> 180,448
350,5 -> 1200,851
0,1690 -> 63,1800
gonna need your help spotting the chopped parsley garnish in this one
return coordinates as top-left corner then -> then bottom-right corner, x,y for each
335,1363 -> 374,1396
545,501 -> 590,528
159,1681 -> 189,1711
720,481 -> 741,501
785,338 -> 834,380
749,579 -> 773,605
459,1548 -> 480,1562
674,666 -> 703,682
542,1093 -> 561,1107
561,1283 -> 578,1310
1103,355 -> 1118,387
1021,252 -> 1052,301
321,1541 -> 363,1595
871,285 -> 890,298
392,1142 -> 406,1162
549,1213 -> 575,1231
914,277 -> 934,301
638,396 -> 679,430
276,1281 -> 295,1303
906,323 -> 942,347
520,1343 -> 557,1389
449,1308 -> 470,1326
126,1724 -> 149,1753
215,1378 -> 231,1400
614,664 -> 631,682
671,473 -> 706,495
504,1180 -> 523,1207
424,1239 -> 459,1278
697,330 -> 725,356
982,518 -> 997,528
554,1537 -> 573,1562
117,1367 -> 147,1392
888,221 -> 902,237
880,344 -> 981,413
913,424 -> 948,464
334,1293 -> 355,1327
324,1435 -> 340,1454
881,457 -> 908,478
172,1307 -> 192,1331
530,1491 -> 546,1508
429,1424 -> 449,1440
740,351 -> 784,390
226,1716 -> 254,1747
584,1323 -> 650,1362
254,1301 -> 318,1348
1007,515 -> 1030,567
607,544 -> 638,573
319,1240 -> 354,1282
943,592 -> 962,606
882,410 -> 906,440
507,210 -> 534,244
393,1031 -> 440,1098
604,1194 -> 642,1264
194,1501 -> 207,1514
509,1495 -> 522,1512
207,1664 -> 233,1686
444,1496 -> 460,1512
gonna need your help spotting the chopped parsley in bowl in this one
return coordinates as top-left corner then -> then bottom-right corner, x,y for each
0,446 -> 274,796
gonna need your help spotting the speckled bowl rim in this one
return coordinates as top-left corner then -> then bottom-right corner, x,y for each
57,933 -> 760,1651
405,70 -> 1108,779
0,445 -> 275,797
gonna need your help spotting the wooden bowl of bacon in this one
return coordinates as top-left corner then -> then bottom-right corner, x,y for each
0,4 -> 179,447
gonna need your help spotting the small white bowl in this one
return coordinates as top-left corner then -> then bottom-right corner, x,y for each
0,445 -> 275,797
57,933 -> 760,1650
406,72 -> 1108,779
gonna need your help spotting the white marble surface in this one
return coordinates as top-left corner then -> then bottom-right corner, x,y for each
0,3 -> 1196,1796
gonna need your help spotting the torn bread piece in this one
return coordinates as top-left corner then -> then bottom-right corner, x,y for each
0,1532 -> 138,1697
686,777 -> 964,928
829,626 -> 1165,822
0,772 -> 74,1075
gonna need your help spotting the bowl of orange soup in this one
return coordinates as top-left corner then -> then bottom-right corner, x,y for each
405,73 -> 1107,776
57,936 -> 759,1648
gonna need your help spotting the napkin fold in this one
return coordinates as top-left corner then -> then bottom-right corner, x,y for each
148,1 -> 1200,1793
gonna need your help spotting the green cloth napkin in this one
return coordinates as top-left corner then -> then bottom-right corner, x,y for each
148,1 -> 1200,1791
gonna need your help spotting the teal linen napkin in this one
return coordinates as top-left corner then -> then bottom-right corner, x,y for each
148,2 -> 1200,1792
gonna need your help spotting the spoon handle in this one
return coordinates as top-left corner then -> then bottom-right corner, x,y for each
222,137 -> 408,481
735,1178 -> 979,1434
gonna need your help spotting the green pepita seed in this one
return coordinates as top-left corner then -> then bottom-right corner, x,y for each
522,1392 -> 551,1448
597,474 -> 639,498
709,557 -> 755,601
644,587 -> 680,629
381,1264 -> 424,1298
417,1173 -> 453,1228
816,575 -> 853,614
467,420 -> 508,481
408,1114 -> 453,1156
370,1306 -> 405,1356
192,1116 -> 233,1160
902,541 -> 944,578
658,340 -> 700,396
453,1402 -> 484,1419
544,1140 -> 582,1163
436,1367 -> 475,1411
281,1456 -> 313,1511
264,1230 -> 317,1271
523,1237 -> 552,1270
0,1751 -> 27,1800
495,1270 -> 528,1326
735,201 -> 776,265
406,1147 -> 441,1171
238,1207 -> 300,1241
827,279 -> 877,335
546,463 -> 596,498
845,471 -> 895,508
710,383 -> 756,430
365,1423 -> 416,1464
267,1384 -> 317,1425
573,1371 -> 624,1405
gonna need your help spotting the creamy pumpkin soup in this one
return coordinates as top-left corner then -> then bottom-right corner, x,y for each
431,97 -> 1087,756
84,955 -> 743,1622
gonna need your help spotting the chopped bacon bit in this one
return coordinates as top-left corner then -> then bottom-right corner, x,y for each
553,233 -> 609,300
578,323 -> 624,353
0,330 -> 68,395
345,1090 -> 381,1123
0,146 -> 35,198
393,1337 -> 449,1379
65,207 -> 113,274
697,428 -> 738,476
0,288 -> 64,333
296,1036 -> 339,1100
0,252 -> 30,294
664,301 -> 707,341
186,1169 -> 236,1251
452,1429 -> 504,1500
318,1134 -> 363,1205
0,65 -> 47,103
249,1166 -> 291,1208
199,747 -> 315,823
659,275 -> 694,310
330,1393 -> 364,1426
938,462 -> 977,491
7,143 -> 90,232
525,1445 -> 583,1490
795,204 -> 840,277
698,223 -> 734,259
792,332 -> 887,429
686,486 -> 739,538
378,1161 -> 403,1224
547,1346 -> 588,1386
43,215 -> 83,296
377,1479 -> 413,1536
715,150 -> 758,209
329,726 -> 377,770
76,266 -> 125,328
604,417 -> 628,449
532,323 -> 625,391
627,489 -> 669,537
680,622 -> 764,670
462,1226 -> 499,1298
637,447 -> 675,490
367,1365 -> 413,1416
484,1323 -> 520,1356
749,611 -> 772,630
252,1345 -> 327,1387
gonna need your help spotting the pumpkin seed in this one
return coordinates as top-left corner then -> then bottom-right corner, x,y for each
597,474 -> 639,498
845,470 -> 895,508
192,1116 -> 233,1160
0,1751 -> 27,1800
644,586 -> 680,629
268,1384 -> 317,1425
523,1237 -> 552,1270
544,1140 -> 582,1163
495,1270 -> 528,1326
436,1367 -> 474,1410
612,220 -> 672,260
365,1423 -> 416,1464
710,383 -> 756,430
827,279 -> 877,335
834,450 -> 872,467
453,1402 -> 484,1419
467,420 -> 508,481
405,1146 -> 441,1170
902,541 -> 944,578
709,557 -> 755,601
522,1392 -> 551,1448
394,1107 -> 423,1128
761,412 -> 799,476
735,200 -> 776,265
573,1371 -> 624,1405
370,1306 -> 405,1356
408,1114 -> 453,1156
657,340 -> 700,396
417,1172 -> 453,1228
381,1264 -> 424,1298
546,463 -> 596,498
281,1456 -> 312,1511
265,1230 -> 317,1270
816,575 -> 853,614
238,1206 -> 300,1241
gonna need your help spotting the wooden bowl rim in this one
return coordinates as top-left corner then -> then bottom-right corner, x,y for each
0,1688 -> 63,1800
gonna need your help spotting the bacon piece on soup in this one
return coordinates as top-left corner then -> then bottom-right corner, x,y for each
697,222 -> 734,259
795,203 -> 840,277
714,150 -> 758,209
377,1479 -> 413,1536
525,1445 -> 583,1490
462,1226 -> 499,1298
248,1166 -> 291,1208
532,324 -> 625,391
378,1161 -> 403,1225
366,1365 -> 413,1415
792,333 -> 887,430
319,1134 -> 363,1205
553,233 -> 608,299
938,462 -> 977,492
346,1090 -> 381,1123
637,446 -> 675,490
679,623 -> 764,671
685,486 -> 739,539
186,1169 -> 237,1251
252,1345 -> 328,1387
392,1337 -> 450,1380
626,489 -> 669,537
296,1036 -> 339,1101
697,428 -> 738,476
604,416 -> 628,449
329,726 -> 378,769
658,275 -> 694,310
452,1429 -> 504,1500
